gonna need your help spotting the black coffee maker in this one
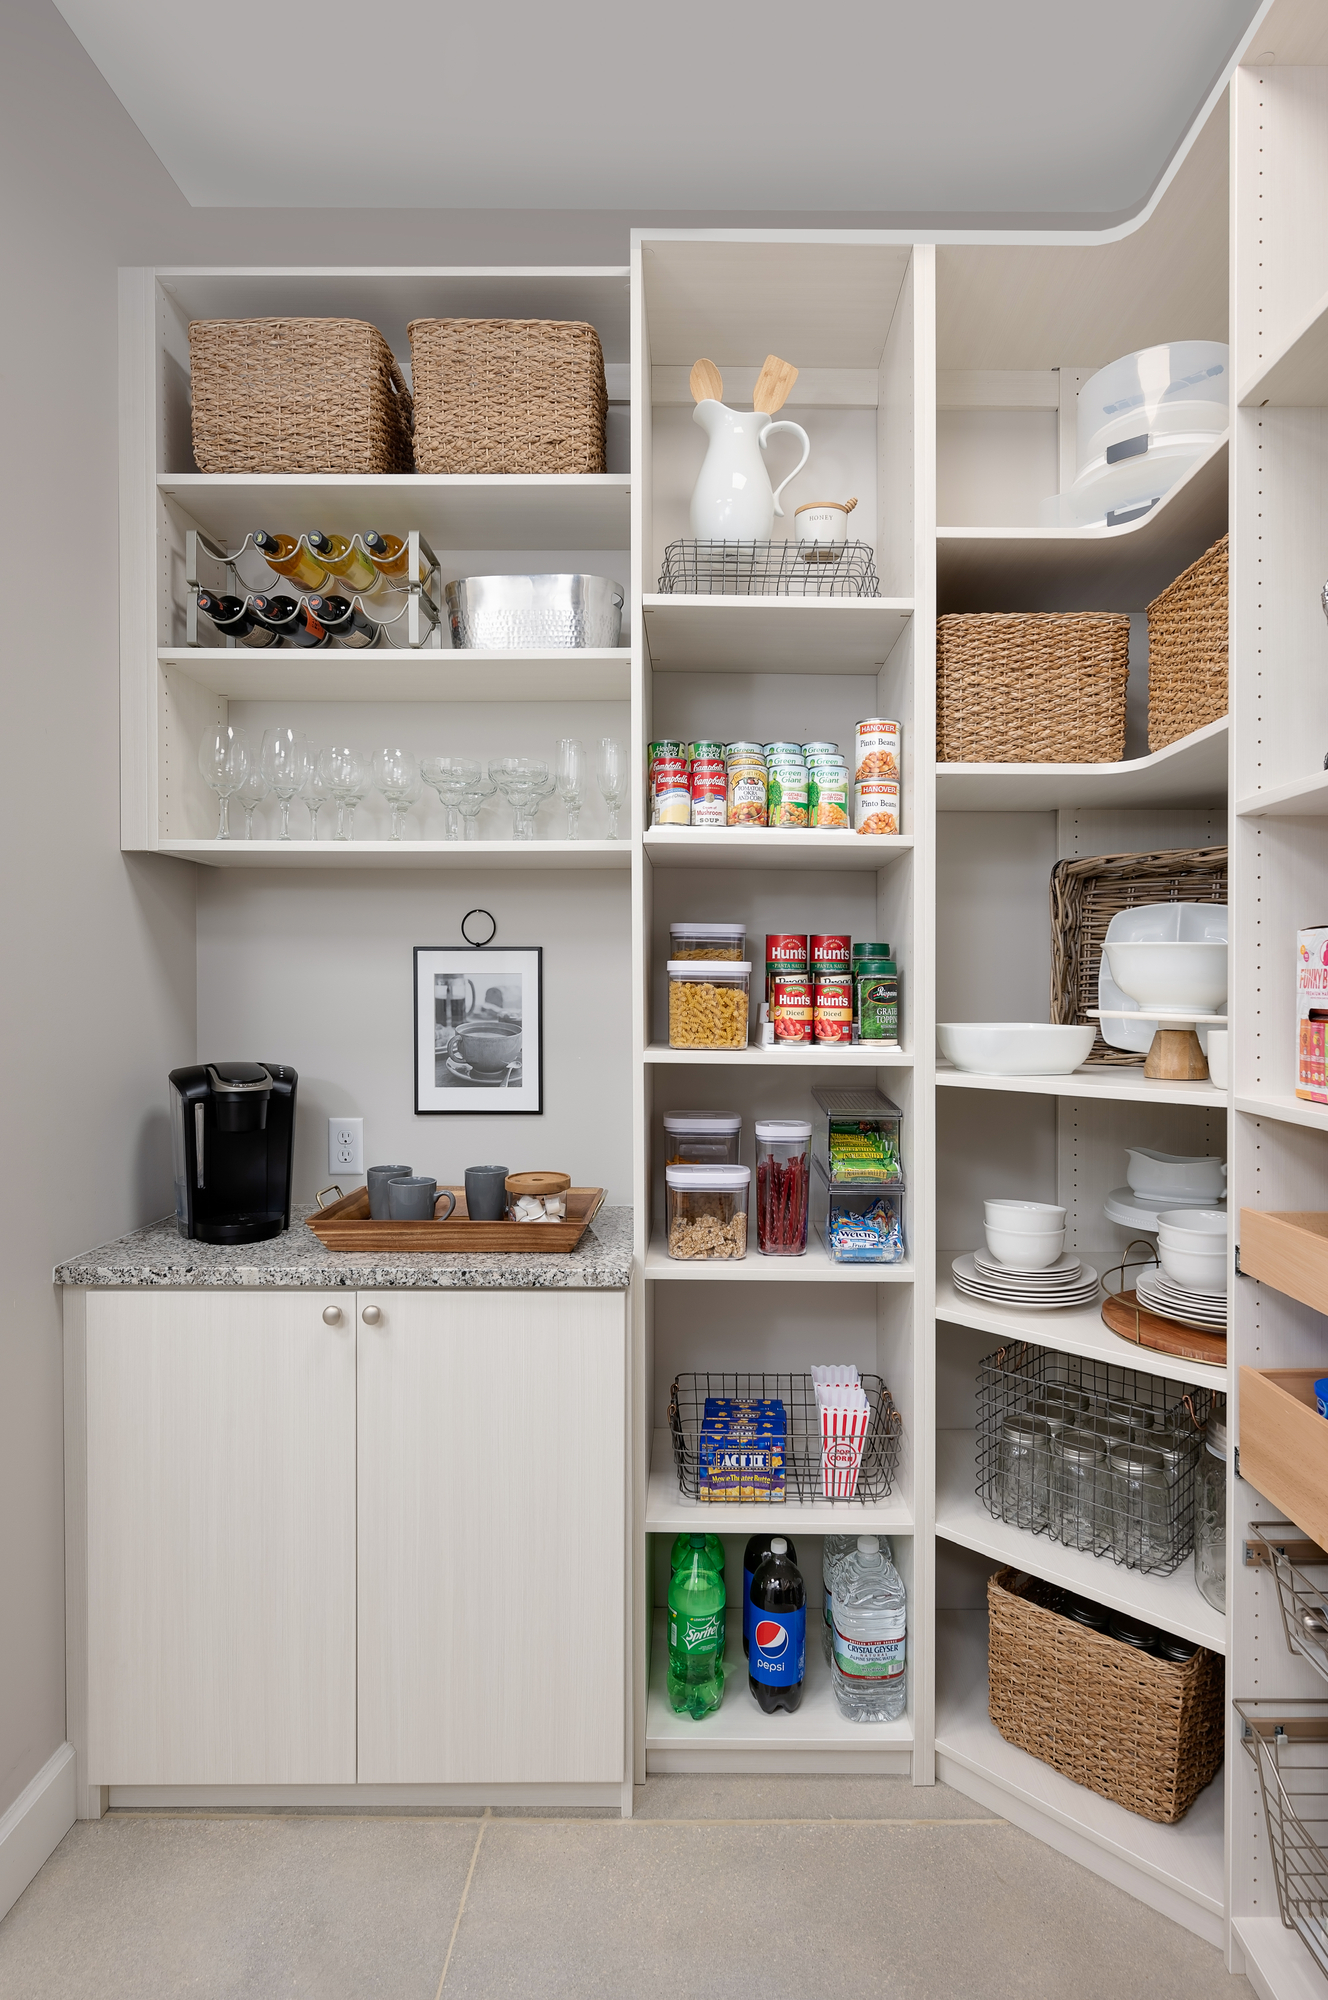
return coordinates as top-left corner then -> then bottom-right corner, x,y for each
168,1063 -> 297,1243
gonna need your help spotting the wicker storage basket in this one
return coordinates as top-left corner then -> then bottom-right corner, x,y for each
1146,534 -> 1229,752
1050,843 -> 1228,1064
187,319 -> 414,475
407,319 -> 607,475
936,612 -> 1130,764
987,1569 -> 1225,1824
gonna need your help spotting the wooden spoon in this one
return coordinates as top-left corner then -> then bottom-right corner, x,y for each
689,358 -> 723,403
752,354 -> 799,414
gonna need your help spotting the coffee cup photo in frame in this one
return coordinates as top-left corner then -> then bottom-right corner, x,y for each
413,945 -> 543,1115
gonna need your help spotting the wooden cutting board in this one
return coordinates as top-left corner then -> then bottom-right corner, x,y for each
1101,1289 -> 1227,1367
305,1185 -> 606,1253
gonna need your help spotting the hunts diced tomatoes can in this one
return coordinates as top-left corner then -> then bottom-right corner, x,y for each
772,974 -> 813,1044
814,973 -> 854,1043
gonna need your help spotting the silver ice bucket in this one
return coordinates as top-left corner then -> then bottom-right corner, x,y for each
444,573 -> 624,650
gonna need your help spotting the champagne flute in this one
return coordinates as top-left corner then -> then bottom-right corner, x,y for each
321,744 -> 370,841
373,745 -> 422,841
299,753 -> 330,839
236,763 -> 270,840
556,737 -> 586,839
261,727 -> 311,842
596,738 -> 627,839
198,723 -> 249,841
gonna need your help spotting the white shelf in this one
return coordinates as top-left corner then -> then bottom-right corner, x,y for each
934,1250 -> 1228,1392
935,1609 -> 1224,1926
936,437 -> 1228,613
1239,284 -> 1328,407
646,1043 -> 912,1067
936,1065 -> 1227,1109
157,473 -> 632,551
645,1429 -> 912,1535
643,828 -> 912,872
934,1431 -> 1225,1652
936,719 -> 1227,812
1232,1917 -> 1328,2000
641,595 -> 912,674
645,1619 -> 911,1770
1236,768 -> 1328,819
154,838 -> 632,870
646,1231 -> 912,1284
162,647 -> 631,704
1235,1091 -> 1328,1134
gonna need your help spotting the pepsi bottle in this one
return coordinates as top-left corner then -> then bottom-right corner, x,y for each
742,1533 -> 797,1657
748,1536 -> 805,1713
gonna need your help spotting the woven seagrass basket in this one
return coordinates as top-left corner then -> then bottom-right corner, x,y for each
936,613 -> 1131,764
987,1569 -> 1224,1824
187,319 -> 414,475
407,319 -> 607,475
1050,844 -> 1228,1064
1146,534 -> 1229,752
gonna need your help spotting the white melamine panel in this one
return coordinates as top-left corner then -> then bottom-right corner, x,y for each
642,598 -> 911,675
164,650 -> 632,706
936,409 -> 1058,529
936,811 -> 1057,1026
639,239 -> 912,371
938,721 -> 1228,813
1235,65 -> 1328,385
356,1289 -> 626,1784
84,1290 -> 356,1786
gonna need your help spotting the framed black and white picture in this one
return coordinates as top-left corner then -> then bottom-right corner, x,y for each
413,946 -> 543,1115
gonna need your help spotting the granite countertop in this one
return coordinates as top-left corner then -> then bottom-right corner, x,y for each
54,1203 -> 633,1291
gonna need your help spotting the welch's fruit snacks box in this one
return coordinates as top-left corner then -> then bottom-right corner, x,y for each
1297,926 -> 1328,1102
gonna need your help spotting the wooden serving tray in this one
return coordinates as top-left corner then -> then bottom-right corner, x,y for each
306,1185 -> 606,1253
1101,1289 -> 1227,1367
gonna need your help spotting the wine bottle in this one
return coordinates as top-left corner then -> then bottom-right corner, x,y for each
249,594 -> 331,648
305,530 -> 384,596
252,530 -> 331,592
195,589 -> 278,648
363,529 -> 431,584
305,594 -> 385,650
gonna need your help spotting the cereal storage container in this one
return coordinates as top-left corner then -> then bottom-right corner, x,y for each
668,960 -> 752,1049
666,1164 -> 751,1261
812,1163 -> 906,1264
669,922 -> 746,962
663,1110 -> 742,1167
811,1087 -> 904,1185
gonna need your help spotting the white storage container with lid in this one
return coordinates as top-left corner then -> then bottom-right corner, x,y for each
663,1110 -> 742,1166
667,960 -> 752,1050
669,921 -> 746,962
1039,340 -> 1229,529
665,1162 -> 751,1261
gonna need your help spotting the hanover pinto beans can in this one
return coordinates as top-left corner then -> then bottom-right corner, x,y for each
854,780 -> 900,837
854,719 -> 901,785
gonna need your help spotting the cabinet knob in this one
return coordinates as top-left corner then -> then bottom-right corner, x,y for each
361,1304 -> 382,1325
322,1304 -> 343,1326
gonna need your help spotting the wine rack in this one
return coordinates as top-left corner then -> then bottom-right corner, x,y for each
185,528 -> 443,648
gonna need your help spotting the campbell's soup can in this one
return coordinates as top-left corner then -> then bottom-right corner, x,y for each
652,755 -> 690,826
689,757 -> 727,828
810,934 -> 852,972
814,972 -> 854,1043
688,741 -> 724,762
771,974 -> 813,1044
854,779 -> 900,837
854,719 -> 901,785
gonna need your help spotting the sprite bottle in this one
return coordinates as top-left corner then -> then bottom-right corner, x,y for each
667,1533 -> 727,1719
670,1531 -> 725,1578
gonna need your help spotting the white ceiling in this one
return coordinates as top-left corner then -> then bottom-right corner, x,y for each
53,0 -> 1262,217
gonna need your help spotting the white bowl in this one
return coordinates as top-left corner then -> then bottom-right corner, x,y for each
937,1023 -> 1096,1076
1125,1148 -> 1226,1201
1157,1208 -> 1228,1241
1207,1030 -> 1229,1090
984,1225 -> 1066,1270
984,1199 -> 1066,1232
1102,940 -> 1228,1017
1157,1240 -> 1227,1293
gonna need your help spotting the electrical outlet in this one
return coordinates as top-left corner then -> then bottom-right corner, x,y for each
328,1117 -> 364,1175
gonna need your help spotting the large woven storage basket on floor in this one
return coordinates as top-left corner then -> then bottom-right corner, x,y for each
407,319 -> 607,475
987,1570 -> 1224,1824
1146,533 -> 1229,752
936,613 -> 1130,764
187,319 -> 414,475
1050,843 -> 1228,1064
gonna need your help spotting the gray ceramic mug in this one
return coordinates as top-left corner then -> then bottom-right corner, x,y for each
367,1163 -> 413,1219
465,1164 -> 510,1222
386,1176 -> 457,1223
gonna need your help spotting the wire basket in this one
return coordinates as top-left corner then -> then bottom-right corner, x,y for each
657,540 -> 880,597
1237,1701 -> 1328,1978
1247,1523 -> 1328,1687
668,1371 -> 902,1505
976,1343 -> 1210,1575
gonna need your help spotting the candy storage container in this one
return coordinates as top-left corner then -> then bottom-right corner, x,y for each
811,1087 -> 904,1185
755,1119 -> 811,1256
663,1110 -> 742,1167
813,1164 -> 906,1264
669,922 -> 746,962
668,960 -> 752,1049
666,1163 -> 750,1261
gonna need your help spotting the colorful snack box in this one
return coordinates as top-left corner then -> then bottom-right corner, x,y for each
1297,926 -> 1328,1102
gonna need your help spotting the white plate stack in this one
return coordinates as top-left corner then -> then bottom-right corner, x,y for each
952,1251 -> 1100,1311
1135,1267 -> 1228,1329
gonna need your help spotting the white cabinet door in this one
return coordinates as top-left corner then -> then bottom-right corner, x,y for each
85,1290 -> 356,1785
357,1289 -> 626,1784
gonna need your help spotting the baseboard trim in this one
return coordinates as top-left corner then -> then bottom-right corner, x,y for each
108,1780 -> 622,1812
0,1744 -> 76,1923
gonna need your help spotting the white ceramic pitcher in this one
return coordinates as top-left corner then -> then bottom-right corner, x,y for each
689,399 -> 811,540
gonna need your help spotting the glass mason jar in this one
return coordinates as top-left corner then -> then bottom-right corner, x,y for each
997,1413 -> 1052,1532
1107,1441 -> 1173,1571
1194,1411 -> 1228,1612
754,1119 -> 811,1256
1051,1427 -> 1109,1553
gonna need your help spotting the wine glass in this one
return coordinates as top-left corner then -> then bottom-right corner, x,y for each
455,768 -> 496,841
321,744 -> 370,841
261,727 -> 311,842
489,758 -> 552,841
596,738 -> 627,839
555,738 -> 586,839
198,723 -> 249,840
374,745 -> 422,841
236,763 -> 270,840
299,753 -> 330,839
420,755 -> 477,840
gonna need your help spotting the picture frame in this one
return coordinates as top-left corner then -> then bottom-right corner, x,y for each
413,946 -> 543,1115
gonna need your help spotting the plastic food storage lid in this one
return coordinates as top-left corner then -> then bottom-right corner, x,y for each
667,960 -> 752,975
811,1086 -> 902,1116
665,1163 -> 751,1188
670,922 -> 746,938
663,1111 -> 742,1132
754,1120 -> 812,1140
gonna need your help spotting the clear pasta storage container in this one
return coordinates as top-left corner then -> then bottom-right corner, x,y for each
668,960 -> 752,1050
669,922 -> 746,962
663,1110 -> 742,1167
666,1164 -> 750,1261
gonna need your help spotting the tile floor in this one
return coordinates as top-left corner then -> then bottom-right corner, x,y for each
0,1777 -> 1252,1999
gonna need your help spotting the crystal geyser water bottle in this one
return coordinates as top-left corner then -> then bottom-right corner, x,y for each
821,1533 -> 858,1664
831,1535 -> 906,1721
667,1534 -> 726,1720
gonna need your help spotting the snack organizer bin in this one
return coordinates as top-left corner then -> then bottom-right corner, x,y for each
810,1087 -> 906,1264
668,1372 -> 903,1504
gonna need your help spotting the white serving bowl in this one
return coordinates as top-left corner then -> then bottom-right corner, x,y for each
1125,1148 -> 1226,1201
984,1199 -> 1066,1233
1156,1240 -> 1227,1293
984,1225 -> 1066,1270
937,1023 -> 1096,1076
1157,1208 -> 1228,1243
1101,940 -> 1228,1017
